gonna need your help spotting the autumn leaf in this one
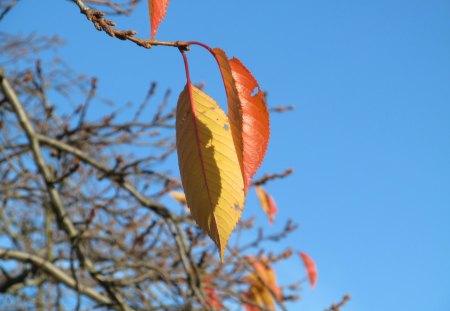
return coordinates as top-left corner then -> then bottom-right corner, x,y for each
244,256 -> 282,310
169,191 -> 186,205
176,84 -> 245,260
212,48 -> 270,194
255,186 -> 278,224
244,289 -> 264,311
147,0 -> 170,40
299,252 -> 318,288
203,279 -> 222,310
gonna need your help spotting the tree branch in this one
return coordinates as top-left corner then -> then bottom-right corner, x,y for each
35,133 -> 169,215
252,169 -> 294,187
325,294 -> 351,311
0,248 -> 112,305
0,70 -> 132,311
0,0 -> 18,22
0,267 -> 32,293
1,70 -> 78,241
71,0 -> 189,50
35,133 -> 210,309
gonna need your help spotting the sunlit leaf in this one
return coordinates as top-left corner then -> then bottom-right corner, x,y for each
255,186 -> 278,224
299,252 -> 318,288
176,84 -> 245,260
147,0 -> 170,40
213,48 -> 270,194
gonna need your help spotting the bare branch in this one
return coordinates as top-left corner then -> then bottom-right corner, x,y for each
325,294 -> 351,311
252,168 -> 294,187
1,70 -> 132,311
0,0 -> 18,22
0,248 -> 112,305
71,0 -> 189,50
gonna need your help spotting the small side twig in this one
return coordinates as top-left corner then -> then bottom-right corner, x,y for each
269,105 -> 295,113
325,294 -> 351,311
0,0 -> 18,22
78,77 -> 97,128
252,169 -> 294,187
132,82 -> 157,123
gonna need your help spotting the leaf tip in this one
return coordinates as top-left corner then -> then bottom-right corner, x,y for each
148,0 -> 170,40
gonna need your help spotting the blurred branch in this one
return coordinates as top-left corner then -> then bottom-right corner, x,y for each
0,0 -> 18,22
36,133 -> 169,215
325,294 -> 351,311
0,267 -> 33,293
84,0 -> 139,15
0,248 -> 112,305
269,105 -> 295,113
252,168 -> 294,187
1,70 -> 78,240
35,133 -> 210,309
0,32 -> 64,64
1,70 -> 132,311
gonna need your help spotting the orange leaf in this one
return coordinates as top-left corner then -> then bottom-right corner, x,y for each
244,256 -> 282,310
147,0 -> 170,40
299,252 -> 318,288
176,84 -> 245,260
203,279 -> 222,310
255,186 -> 278,224
213,48 -> 270,194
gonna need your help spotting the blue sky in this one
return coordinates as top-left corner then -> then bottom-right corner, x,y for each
3,0 -> 450,310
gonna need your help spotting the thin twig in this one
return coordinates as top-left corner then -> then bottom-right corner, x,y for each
71,0 -> 190,50
0,0 -> 18,22
269,105 -> 295,113
252,169 -> 294,187
325,294 -> 351,311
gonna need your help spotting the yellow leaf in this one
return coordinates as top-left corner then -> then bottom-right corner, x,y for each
255,186 -> 278,224
169,191 -> 187,205
244,256 -> 282,310
176,84 -> 245,260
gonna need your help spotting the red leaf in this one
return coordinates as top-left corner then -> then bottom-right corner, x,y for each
203,279 -> 222,310
212,48 -> 270,194
147,0 -> 170,40
255,186 -> 278,224
299,252 -> 318,288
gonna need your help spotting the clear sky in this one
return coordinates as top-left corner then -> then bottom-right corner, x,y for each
3,0 -> 450,310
